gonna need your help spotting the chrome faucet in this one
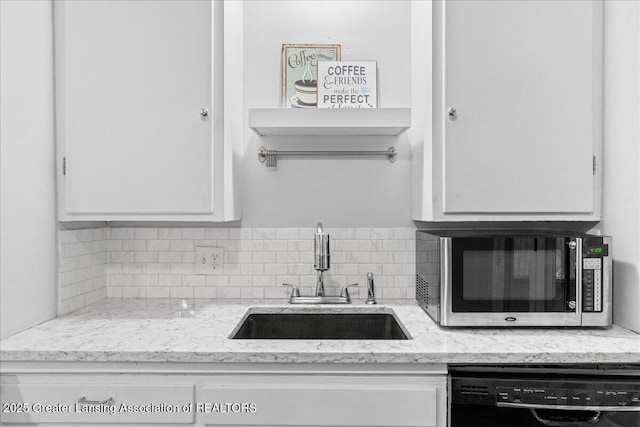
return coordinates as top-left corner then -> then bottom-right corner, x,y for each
313,222 -> 329,297
282,222 -> 359,304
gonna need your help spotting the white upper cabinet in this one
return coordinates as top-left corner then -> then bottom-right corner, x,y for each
55,0 -> 240,221
412,0 -> 603,221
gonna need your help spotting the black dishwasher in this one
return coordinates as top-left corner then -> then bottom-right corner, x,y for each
450,364 -> 640,427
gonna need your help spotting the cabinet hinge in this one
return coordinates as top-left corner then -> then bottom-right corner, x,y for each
593,156 -> 596,175
63,157 -> 66,176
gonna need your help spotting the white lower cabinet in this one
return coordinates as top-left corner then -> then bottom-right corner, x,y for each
200,374 -> 443,426
0,365 -> 446,427
1,382 -> 194,425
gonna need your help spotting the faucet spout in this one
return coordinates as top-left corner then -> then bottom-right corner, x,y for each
313,222 -> 330,296
316,271 -> 325,297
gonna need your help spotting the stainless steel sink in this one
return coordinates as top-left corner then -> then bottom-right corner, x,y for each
230,309 -> 409,340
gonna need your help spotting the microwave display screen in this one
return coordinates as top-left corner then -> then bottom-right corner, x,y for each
452,237 -> 575,312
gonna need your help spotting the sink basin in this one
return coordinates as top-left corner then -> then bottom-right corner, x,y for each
231,310 -> 409,340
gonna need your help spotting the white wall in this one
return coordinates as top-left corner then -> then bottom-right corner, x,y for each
602,0 -> 640,332
0,0 -> 58,339
241,1 -> 413,228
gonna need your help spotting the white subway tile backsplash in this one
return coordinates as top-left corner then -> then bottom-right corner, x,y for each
58,227 -> 109,315
241,287 -> 264,299
134,228 -> 158,240
275,228 -> 299,240
134,251 -> 159,263
147,239 -> 171,251
265,263 -> 288,275
183,275 -> 206,287
394,228 -> 415,240
205,228 -> 229,240
253,275 -> 276,287
59,227 -> 416,313
234,276 -> 253,287
253,228 -> 276,240
110,275 -> 135,287
107,287 -> 123,298
159,228 -> 182,239
371,228 -> 394,240
159,275 -> 182,286
241,263 -> 264,275
263,240 -> 288,252
371,252 -> 394,264
383,240 -> 407,251
276,251 -> 299,263
111,251 -> 135,263
110,228 -> 134,239
181,228 -> 206,239
170,287 -> 193,299
147,287 -> 171,298
205,275 -> 228,286
146,263 -> 171,275
170,239 -> 194,251
287,239 -> 312,251
121,263 -> 145,274
217,239 -> 241,251
218,287 -> 241,299
226,251 -> 252,264
346,252 -> 371,264
170,263 -> 193,275
347,228 -> 371,239
194,287 -> 217,298
252,251 -> 276,263
241,240 -> 264,252
134,275 -> 158,287
159,251 -> 183,263
123,287 -> 146,298
123,240 -> 146,251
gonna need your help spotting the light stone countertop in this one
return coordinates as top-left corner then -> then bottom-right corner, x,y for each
1,298 -> 639,365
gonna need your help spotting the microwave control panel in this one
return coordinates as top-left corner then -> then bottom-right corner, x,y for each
582,239 -> 608,313
582,258 -> 602,312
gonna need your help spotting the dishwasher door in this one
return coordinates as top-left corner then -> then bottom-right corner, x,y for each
451,402 -> 639,427
450,365 -> 640,427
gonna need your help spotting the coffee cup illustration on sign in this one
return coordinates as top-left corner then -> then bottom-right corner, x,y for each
292,63 -> 317,107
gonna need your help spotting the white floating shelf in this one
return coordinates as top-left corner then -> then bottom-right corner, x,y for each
249,108 -> 410,136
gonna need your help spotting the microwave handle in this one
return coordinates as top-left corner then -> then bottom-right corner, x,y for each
569,238 -> 583,315
496,402 -> 640,412
575,238 -> 582,316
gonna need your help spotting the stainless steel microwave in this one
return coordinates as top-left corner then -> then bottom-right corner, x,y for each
416,230 -> 612,327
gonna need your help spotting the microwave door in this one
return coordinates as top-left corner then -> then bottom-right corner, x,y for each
442,237 -> 582,327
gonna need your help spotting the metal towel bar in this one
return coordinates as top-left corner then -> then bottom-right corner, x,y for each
257,146 -> 397,168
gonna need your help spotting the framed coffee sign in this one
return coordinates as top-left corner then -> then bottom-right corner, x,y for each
317,61 -> 377,108
281,44 -> 341,108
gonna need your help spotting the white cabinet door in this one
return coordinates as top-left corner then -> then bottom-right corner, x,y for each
200,374 -> 445,427
412,0 -> 602,221
1,382 -> 194,424
442,0 -> 600,214
56,0 -> 215,217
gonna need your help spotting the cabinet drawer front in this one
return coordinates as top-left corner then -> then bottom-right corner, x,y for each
200,380 -> 437,426
1,383 -> 194,424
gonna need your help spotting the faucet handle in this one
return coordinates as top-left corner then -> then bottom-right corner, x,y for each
282,283 -> 300,297
340,283 -> 358,298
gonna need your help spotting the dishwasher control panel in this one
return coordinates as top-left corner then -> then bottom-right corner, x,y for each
453,377 -> 640,408
495,385 -> 640,407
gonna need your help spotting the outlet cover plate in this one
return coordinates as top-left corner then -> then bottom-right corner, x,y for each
195,247 -> 224,275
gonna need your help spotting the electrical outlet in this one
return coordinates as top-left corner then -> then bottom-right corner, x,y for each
195,247 -> 224,275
